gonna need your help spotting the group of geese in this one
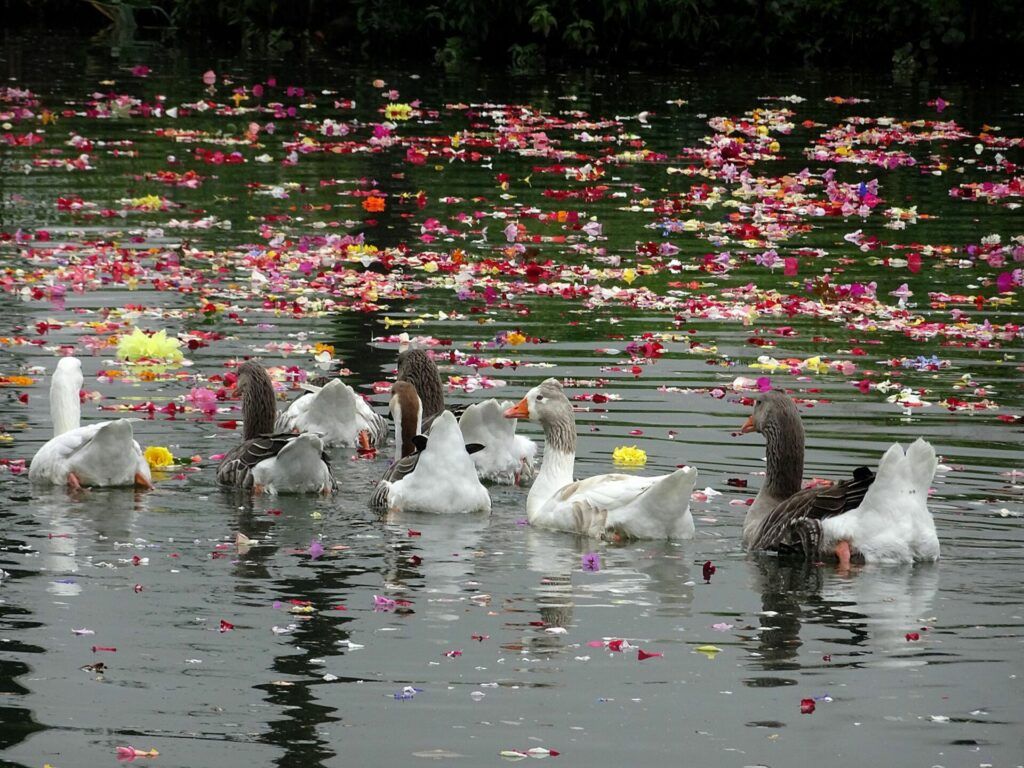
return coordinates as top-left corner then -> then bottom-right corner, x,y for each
27,348 -> 941,567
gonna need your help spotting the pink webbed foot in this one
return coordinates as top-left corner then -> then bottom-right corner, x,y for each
67,472 -> 84,491
135,472 -> 154,490
835,540 -> 852,570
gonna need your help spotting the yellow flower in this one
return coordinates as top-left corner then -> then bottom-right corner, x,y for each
117,328 -> 184,363
621,268 -> 637,285
384,103 -> 413,121
130,194 -> 165,211
506,331 -> 527,345
421,261 -> 439,273
612,445 -> 647,467
144,446 -> 174,470
313,343 -> 335,357
802,356 -> 830,375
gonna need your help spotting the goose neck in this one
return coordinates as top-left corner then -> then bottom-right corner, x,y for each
50,379 -> 81,437
761,419 -> 804,500
243,373 -> 277,440
527,410 -> 578,516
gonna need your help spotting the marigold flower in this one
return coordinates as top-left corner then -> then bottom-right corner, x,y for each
362,196 -> 386,213
612,445 -> 647,466
116,328 -> 184,363
143,446 -> 174,470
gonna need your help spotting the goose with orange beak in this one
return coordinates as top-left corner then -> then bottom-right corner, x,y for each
503,378 -> 697,540
739,390 -> 940,566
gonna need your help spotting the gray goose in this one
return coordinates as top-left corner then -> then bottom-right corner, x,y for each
742,390 -> 940,565
740,391 -> 874,564
217,361 -> 334,494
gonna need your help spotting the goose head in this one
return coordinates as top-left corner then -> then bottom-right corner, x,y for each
741,390 -> 805,442
504,378 -> 576,454
741,389 -> 805,499
235,360 -> 276,439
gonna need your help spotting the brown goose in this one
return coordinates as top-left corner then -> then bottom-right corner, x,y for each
217,361 -> 334,494
371,381 -> 488,513
370,381 -> 424,508
740,391 -> 940,566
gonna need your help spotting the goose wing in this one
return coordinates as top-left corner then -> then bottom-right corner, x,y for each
217,432 -> 329,488
369,447 -> 422,509
751,468 -> 875,553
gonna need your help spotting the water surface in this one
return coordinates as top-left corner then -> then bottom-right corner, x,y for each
0,37 -> 1022,768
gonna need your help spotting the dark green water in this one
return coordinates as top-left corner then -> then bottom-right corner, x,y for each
0,35 -> 1021,768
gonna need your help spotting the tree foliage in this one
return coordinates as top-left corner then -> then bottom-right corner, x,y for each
8,0 -> 1023,71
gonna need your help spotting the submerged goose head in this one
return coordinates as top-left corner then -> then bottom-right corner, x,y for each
742,390 -> 806,502
503,378 -> 576,456
389,380 -> 423,460
397,348 -> 444,421
236,360 -> 276,440
50,356 -> 85,437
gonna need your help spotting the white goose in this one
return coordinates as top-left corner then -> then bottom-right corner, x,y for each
396,344 -> 534,483
459,399 -> 537,484
741,390 -> 939,565
218,361 -> 334,494
28,357 -> 153,489
275,377 -> 388,449
503,378 -> 697,539
371,381 -> 490,514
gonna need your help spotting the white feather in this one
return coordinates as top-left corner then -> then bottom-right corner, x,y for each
820,438 -> 940,563
29,357 -> 151,488
383,411 -> 491,514
276,378 -> 386,448
459,399 -> 537,484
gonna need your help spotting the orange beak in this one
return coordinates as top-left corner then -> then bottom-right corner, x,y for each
740,415 -> 756,434
503,398 -> 530,419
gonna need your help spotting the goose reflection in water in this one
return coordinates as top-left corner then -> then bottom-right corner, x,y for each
514,529 -> 696,659
32,487 -> 150,597
747,555 -> 939,675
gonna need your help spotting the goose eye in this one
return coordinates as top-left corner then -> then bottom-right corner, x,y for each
535,394 -> 545,402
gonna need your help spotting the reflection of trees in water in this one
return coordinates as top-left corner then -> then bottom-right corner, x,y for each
249,505 -> 493,768
0,504 -> 45,757
0,489 -> 150,756
226,493 -> 372,768
319,131 -> 417,388
749,555 -> 940,672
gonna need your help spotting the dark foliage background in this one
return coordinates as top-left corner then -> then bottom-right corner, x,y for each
4,0 -> 1023,72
